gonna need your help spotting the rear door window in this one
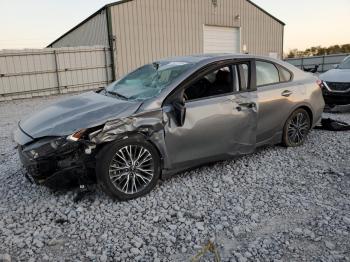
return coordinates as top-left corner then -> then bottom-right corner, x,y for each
256,61 -> 280,86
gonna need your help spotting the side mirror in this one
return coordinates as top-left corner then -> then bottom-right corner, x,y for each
333,64 -> 339,69
172,98 -> 186,127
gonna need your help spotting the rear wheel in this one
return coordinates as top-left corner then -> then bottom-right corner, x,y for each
96,137 -> 160,201
282,108 -> 311,147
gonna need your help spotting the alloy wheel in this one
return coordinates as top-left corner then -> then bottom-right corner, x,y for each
108,145 -> 154,195
287,112 -> 310,144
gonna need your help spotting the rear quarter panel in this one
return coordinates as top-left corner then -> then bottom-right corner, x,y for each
281,71 -> 324,128
303,76 -> 325,126
256,63 -> 324,145
276,61 -> 325,127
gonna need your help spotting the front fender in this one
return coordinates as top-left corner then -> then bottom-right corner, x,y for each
91,109 -> 171,174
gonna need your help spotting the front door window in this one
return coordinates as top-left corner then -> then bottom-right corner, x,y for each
184,65 -> 235,101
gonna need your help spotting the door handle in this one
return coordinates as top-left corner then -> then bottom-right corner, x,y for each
238,102 -> 256,108
236,102 -> 255,111
281,90 -> 293,97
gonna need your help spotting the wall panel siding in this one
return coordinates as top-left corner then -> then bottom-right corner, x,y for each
50,9 -> 109,48
0,47 -> 113,101
110,0 -> 284,77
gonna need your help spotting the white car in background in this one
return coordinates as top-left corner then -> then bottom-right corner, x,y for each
319,55 -> 350,106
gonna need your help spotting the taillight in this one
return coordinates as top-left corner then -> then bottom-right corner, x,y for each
316,79 -> 324,89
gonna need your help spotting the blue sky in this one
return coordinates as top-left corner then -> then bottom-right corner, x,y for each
0,0 -> 349,52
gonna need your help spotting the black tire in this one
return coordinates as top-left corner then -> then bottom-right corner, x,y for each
282,108 -> 311,147
96,137 -> 161,201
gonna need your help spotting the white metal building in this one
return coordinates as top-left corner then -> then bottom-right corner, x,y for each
48,0 -> 285,79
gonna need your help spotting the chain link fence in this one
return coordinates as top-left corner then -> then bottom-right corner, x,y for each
285,53 -> 349,73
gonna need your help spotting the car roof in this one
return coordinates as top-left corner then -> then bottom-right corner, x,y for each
157,53 -> 289,66
141,53 -> 309,110
158,53 -> 250,64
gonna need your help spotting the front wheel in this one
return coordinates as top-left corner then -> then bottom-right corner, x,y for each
282,108 -> 311,147
96,137 -> 161,201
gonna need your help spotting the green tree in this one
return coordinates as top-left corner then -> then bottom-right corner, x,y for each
286,43 -> 350,58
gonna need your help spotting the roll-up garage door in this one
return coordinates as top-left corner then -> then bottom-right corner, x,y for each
203,25 -> 240,54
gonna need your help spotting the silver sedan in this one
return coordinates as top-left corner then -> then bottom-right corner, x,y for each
14,54 -> 325,200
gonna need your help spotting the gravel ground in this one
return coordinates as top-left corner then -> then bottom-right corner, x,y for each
0,94 -> 349,262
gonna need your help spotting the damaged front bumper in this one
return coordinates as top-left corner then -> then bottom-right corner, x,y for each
16,130 -> 96,190
14,108 -> 168,189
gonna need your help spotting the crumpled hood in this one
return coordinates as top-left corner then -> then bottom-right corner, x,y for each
320,69 -> 350,82
19,91 -> 142,138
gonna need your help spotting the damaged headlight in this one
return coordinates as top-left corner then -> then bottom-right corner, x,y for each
23,137 -> 76,159
23,127 -> 101,159
50,137 -> 67,149
28,149 -> 39,159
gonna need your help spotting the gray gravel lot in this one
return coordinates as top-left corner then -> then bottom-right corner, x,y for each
0,94 -> 350,261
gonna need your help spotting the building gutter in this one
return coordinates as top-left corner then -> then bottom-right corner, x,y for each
282,25 -> 285,59
106,6 -> 116,81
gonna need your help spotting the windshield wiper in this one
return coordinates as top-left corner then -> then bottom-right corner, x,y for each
105,89 -> 129,100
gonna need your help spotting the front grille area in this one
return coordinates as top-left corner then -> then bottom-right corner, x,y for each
326,82 -> 350,92
24,157 -> 57,180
